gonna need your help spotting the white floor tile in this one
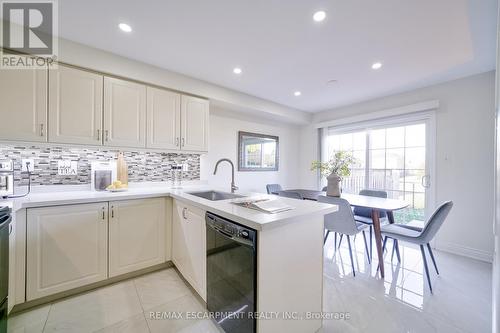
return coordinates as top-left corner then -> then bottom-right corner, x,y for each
145,293 -> 218,333
133,268 -> 193,311
323,235 -> 492,333
43,281 -> 143,333
7,304 -> 50,333
93,313 -> 150,333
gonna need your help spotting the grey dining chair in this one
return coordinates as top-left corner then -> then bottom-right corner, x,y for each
353,189 -> 388,259
380,201 -> 453,293
318,196 -> 371,276
277,191 -> 303,200
266,184 -> 283,194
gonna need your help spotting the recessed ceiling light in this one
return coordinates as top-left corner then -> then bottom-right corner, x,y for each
294,91 -> 302,97
118,23 -> 132,33
313,11 -> 326,22
233,67 -> 242,75
327,79 -> 338,85
371,62 -> 383,70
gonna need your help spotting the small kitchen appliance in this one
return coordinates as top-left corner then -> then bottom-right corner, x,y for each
90,161 -> 117,191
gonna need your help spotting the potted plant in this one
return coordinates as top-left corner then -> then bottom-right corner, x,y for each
311,151 -> 356,197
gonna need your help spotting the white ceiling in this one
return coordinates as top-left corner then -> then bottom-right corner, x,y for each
57,0 -> 497,113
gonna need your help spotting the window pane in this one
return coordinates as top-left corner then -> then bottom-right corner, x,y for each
386,148 -> 404,169
339,133 -> 353,151
245,144 -> 261,167
352,150 -> 366,168
352,132 -> 366,150
342,168 -> 365,194
405,147 -> 425,169
327,135 -> 340,152
262,142 -> 276,167
386,190 -> 405,201
386,127 -> 405,148
385,169 -> 405,191
405,124 -> 425,147
368,170 -> 385,189
370,129 -> 385,149
369,149 -> 385,169
405,169 -> 426,193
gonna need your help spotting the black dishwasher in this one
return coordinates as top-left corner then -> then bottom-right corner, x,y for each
0,206 -> 11,333
206,212 -> 257,333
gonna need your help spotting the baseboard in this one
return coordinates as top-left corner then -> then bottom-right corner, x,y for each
436,241 -> 493,263
10,261 -> 173,314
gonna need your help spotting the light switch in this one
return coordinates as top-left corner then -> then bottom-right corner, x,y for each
58,160 -> 78,176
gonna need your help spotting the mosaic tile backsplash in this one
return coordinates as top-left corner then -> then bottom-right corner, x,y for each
0,144 -> 200,186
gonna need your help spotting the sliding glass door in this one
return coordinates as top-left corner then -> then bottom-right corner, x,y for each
323,119 -> 433,224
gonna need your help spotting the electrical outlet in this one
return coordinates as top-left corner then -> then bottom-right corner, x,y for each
22,159 -> 34,172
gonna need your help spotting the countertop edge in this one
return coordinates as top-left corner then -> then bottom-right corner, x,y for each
7,188 -> 338,231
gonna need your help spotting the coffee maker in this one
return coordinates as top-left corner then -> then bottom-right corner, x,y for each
0,161 -> 13,198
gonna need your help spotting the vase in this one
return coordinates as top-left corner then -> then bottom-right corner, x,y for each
326,172 -> 341,197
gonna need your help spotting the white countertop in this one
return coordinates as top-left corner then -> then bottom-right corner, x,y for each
1,183 -> 337,231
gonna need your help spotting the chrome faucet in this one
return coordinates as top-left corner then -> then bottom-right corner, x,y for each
213,158 -> 238,193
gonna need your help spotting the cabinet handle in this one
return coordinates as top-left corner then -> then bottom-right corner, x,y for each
181,138 -> 185,147
39,123 -> 44,137
102,207 -> 105,220
111,206 -> 114,218
182,207 -> 188,220
97,129 -> 101,141
9,224 -> 12,235
105,130 -> 109,142
176,138 -> 179,147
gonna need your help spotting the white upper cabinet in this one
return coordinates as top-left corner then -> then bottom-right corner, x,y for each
104,77 -> 146,148
146,87 -> 181,150
108,198 -> 166,277
49,65 -> 103,145
181,95 -> 209,152
0,65 -> 47,142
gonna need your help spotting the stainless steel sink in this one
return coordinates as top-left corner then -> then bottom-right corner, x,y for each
187,191 -> 245,201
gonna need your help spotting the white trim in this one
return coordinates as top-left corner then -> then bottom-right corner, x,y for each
314,100 -> 440,129
436,240 -> 494,263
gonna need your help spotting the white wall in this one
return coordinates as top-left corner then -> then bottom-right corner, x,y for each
299,71 -> 496,262
200,107 -> 301,193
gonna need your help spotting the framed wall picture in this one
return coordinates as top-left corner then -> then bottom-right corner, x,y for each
238,131 -> 279,171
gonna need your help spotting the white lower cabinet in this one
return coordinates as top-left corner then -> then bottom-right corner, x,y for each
172,200 -> 207,300
26,203 -> 108,301
108,198 -> 166,277
26,198 -> 168,301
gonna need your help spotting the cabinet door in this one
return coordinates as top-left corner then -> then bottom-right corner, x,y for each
180,95 -> 209,152
26,203 -> 108,300
0,65 -> 47,142
172,200 -> 206,300
49,65 -> 103,145
104,77 -> 146,148
108,198 -> 166,277
147,87 -> 181,150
